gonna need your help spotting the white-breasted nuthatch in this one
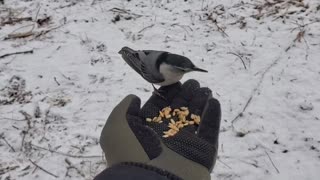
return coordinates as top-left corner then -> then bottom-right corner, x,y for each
119,46 -> 207,92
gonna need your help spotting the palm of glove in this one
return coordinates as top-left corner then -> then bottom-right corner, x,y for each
126,80 -> 221,171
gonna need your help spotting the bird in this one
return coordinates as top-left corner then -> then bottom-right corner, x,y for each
118,46 -> 207,96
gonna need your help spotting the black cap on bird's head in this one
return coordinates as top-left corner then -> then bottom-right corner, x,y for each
163,53 -> 208,73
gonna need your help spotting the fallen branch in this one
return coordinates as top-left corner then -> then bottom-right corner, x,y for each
29,159 -> 59,178
0,50 -> 33,59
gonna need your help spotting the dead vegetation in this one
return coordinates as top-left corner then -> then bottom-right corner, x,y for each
0,7 -> 64,41
0,75 -> 33,105
251,0 -> 309,21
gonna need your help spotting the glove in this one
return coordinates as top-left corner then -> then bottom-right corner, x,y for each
98,80 -> 221,180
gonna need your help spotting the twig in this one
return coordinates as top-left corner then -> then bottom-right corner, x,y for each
91,0 -> 97,6
109,7 -> 143,18
0,50 -> 34,59
264,150 -> 280,173
217,158 -> 232,169
65,158 -> 85,177
231,96 -> 253,127
138,24 -> 155,33
171,23 -> 193,35
32,25 -> 64,40
0,133 -> 16,152
31,143 -> 102,158
207,14 -> 229,37
227,52 -> 247,69
4,31 -> 34,40
0,24 -> 34,40
238,159 -> 259,168
0,116 -> 26,121
231,56 -> 281,130
34,5 -> 41,22
29,159 -> 59,178
53,2 -> 77,10
0,165 -> 20,175
1,17 -> 33,26
53,77 -> 60,86
19,110 -> 32,151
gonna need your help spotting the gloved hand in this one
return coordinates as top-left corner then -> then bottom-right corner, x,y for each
98,80 -> 221,180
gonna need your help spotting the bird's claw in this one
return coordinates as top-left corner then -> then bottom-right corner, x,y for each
152,84 -> 167,101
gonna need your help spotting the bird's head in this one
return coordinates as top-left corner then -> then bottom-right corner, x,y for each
162,53 -> 208,73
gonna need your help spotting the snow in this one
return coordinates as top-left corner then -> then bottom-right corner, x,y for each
0,0 -> 320,179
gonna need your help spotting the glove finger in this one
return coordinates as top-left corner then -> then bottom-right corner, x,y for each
188,87 -> 212,118
197,98 -> 221,146
140,101 -> 161,119
127,115 -> 162,159
126,94 -> 141,117
165,132 -> 215,170
170,79 -> 200,109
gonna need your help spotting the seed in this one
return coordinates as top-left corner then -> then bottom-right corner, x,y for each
159,111 -> 164,117
163,134 -> 170,138
180,107 -> 188,110
178,115 -> 186,122
168,124 -> 179,131
146,118 -> 152,122
170,119 -> 176,124
177,124 -> 184,128
194,119 -> 200,125
188,121 -> 195,125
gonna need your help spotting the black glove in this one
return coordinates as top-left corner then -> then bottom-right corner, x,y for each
97,80 -> 221,180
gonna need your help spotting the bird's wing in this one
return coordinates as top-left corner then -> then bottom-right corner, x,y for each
119,47 -> 165,83
140,50 -> 166,83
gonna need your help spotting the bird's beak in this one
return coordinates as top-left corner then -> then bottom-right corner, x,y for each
118,46 -> 135,55
192,66 -> 208,72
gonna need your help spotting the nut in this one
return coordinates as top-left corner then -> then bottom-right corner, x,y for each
146,106 -> 201,138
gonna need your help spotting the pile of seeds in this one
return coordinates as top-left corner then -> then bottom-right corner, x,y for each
146,107 -> 201,138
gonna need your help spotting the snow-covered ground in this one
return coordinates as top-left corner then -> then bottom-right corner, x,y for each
1,0 -> 319,179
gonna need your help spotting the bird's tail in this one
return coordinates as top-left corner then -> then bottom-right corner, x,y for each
118,47 -> 143,75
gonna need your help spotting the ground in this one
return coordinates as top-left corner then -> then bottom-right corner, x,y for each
0,0 -> 320,179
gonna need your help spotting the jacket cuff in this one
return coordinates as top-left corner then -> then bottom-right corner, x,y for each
94,162 -> 183,180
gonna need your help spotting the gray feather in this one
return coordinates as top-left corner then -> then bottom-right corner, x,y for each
119,47 -> 165,83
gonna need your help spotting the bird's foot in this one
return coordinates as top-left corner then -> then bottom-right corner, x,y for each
152,84 -> 167,101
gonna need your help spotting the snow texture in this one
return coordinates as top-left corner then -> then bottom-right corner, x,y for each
0,0 -> 320,179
